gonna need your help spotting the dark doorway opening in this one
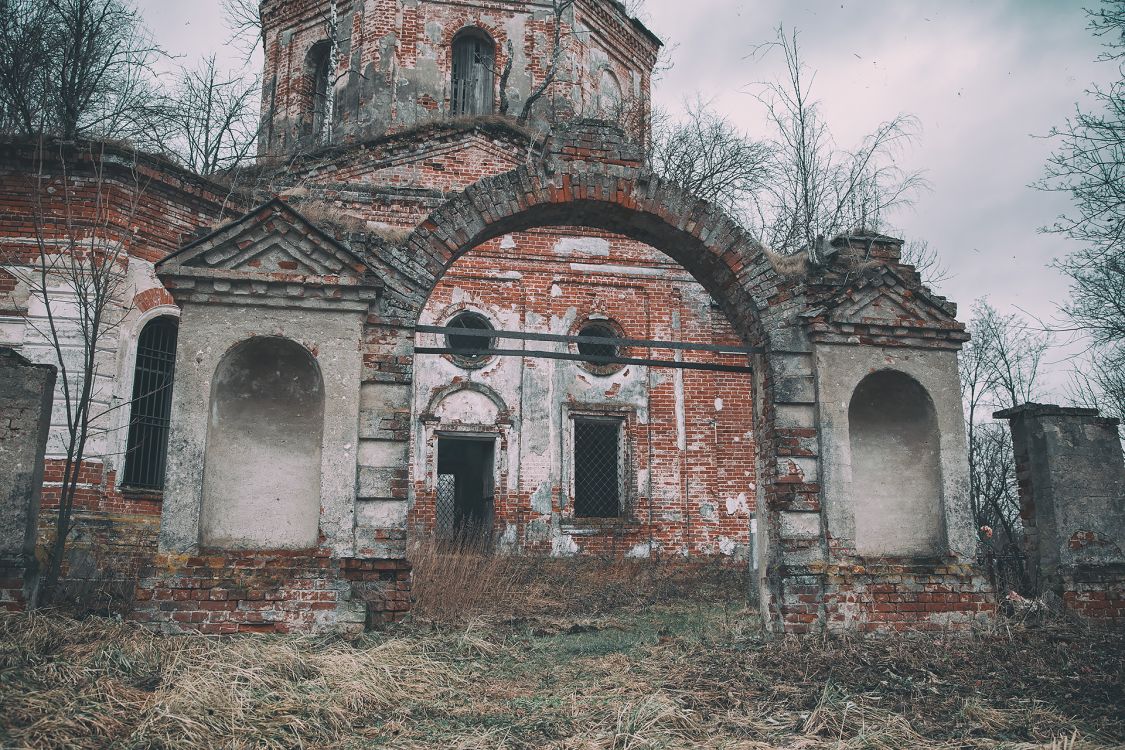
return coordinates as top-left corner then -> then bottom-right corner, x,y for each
436,436 -> 496,542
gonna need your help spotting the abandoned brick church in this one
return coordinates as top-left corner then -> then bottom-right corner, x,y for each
3,0 -> 1121,634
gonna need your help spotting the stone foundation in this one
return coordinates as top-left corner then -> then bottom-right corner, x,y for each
777,563 -> 994,634
133,552 -> 411,635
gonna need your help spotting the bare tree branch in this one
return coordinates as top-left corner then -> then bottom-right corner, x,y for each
518,0 -> 576,126
649,98 -> 770,222
749,26 -> 926,260
156,55 -> 260,175
221,0 -> 264,61
10,140 -> 148,603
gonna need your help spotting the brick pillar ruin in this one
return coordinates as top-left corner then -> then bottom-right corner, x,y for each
0,347 -> 57,610
995,403 -> 1125,623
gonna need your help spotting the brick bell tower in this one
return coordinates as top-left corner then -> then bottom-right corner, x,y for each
257,0 -> 661,157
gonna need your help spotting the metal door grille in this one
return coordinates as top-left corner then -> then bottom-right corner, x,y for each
574,420 -> 622,518
122,317 -> 178,490
436,473 -> 457,538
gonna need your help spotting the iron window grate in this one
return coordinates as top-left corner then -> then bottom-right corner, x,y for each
574,419 -> 622,518
436,473 -> 457,539
122,317 -> 178,490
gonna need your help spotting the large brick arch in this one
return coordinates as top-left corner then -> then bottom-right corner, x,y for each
363,124 -> 816,631
392,164 -> 784,347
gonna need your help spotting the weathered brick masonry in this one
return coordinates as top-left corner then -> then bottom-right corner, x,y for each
0,0 -> 1035,635
0,141 -> 243,604
996,404 -> 1125,624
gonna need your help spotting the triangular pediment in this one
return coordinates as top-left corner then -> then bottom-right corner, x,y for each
808,267 -> 961,330
158,199 -> 375,282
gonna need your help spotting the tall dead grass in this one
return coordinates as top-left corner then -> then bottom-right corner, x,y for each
408,532 -> 533,623
2,559 -> 1121,750
408,531 -> 748,625
0,610 -> 456,749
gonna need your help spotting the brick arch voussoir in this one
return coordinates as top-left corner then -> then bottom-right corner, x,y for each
403,163 -> 780,345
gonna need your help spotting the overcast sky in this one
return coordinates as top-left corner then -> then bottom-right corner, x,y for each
140,0 -> 1117,396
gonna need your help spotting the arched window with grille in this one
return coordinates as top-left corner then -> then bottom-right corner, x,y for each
451,30 -> 495,116
122,316 -> 178,490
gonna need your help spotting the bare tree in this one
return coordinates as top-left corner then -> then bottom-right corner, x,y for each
971,421 -> 1022,547
1036,2 -> 1125,419
159,56 -> 260,176
16,142 -> 146,602
960,299 -> 1053,554
0,0 -> 164,141
750,26 -> 926,260
974,300 -> 1051,409
649,99 -> 771,220
518,0 -> 576,126
960,305 -> 996,539
222,0 -> 264,60
0,0 -> 53,135
1069,343 -> 1125,424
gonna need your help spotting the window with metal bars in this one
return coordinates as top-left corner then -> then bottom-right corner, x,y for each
576,320 -> 624,376
122,317 -> 178,490
451,31 -> 495,116
573,418 -> 623,518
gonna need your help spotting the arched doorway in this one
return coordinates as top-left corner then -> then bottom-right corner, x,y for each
357,123 -> 811,619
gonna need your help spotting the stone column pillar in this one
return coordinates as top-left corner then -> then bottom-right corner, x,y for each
994,404 -> 1125,622
0,347 -> 56,610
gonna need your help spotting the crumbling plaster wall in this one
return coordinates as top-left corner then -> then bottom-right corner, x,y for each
201,336 -> 327,549
409,227 -> 756,560
995,404 -> 1125,621
160,305 -> 363,556
0,348 -> 56,609
259,0 -> 657,154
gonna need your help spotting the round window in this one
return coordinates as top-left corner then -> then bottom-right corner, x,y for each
445,311 -> 495,366
576,321 -> 624,375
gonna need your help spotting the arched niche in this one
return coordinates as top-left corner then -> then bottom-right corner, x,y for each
848,370 -> 944,556
201,336 -> 325,549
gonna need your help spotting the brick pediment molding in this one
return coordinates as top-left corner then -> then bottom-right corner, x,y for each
156,199 -> 381,312
803,266 -> 968,349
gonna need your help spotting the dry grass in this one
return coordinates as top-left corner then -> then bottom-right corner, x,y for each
764,247 -> 809,276
0,610 -> 457,749
1,560 -> 1122,750
409,533 -> 746,624
408,533 -> 532,623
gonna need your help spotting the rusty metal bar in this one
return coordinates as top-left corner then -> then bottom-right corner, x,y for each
414,346 -> 754,374
416,324 -> 763,355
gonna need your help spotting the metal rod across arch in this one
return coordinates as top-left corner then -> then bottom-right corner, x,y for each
415,324 -> 759,374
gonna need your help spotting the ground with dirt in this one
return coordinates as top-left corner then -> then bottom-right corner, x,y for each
1,559 -> 1122,749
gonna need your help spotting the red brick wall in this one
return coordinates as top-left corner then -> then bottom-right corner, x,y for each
259,0 -> 658,153
0,140 -> 239,264
1064,572 -> 1125,624
409,227 -> 757,561
132,552 -> 411,634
